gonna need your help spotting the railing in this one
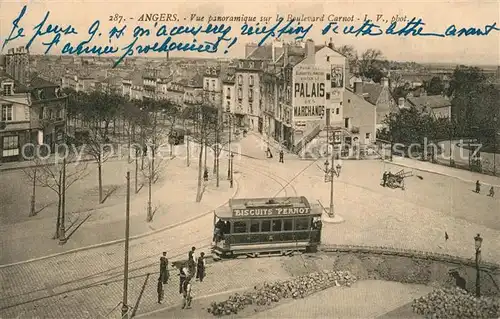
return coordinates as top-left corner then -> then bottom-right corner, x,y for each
293,124 -> 321,154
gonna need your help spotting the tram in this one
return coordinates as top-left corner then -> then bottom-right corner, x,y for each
211,196 -> 323,258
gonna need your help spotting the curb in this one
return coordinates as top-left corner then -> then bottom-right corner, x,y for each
0,179 -> 241,269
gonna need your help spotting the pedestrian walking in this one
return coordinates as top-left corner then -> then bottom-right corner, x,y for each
382,171 -> 388,187
159,252 -> 169,284
203,168 -> 209,181
475,180 -> 481,193
488,186 -> 495,197
157,278 -> 164,304
188,246 -> 196,262
267,147 -> 273,158
196,252 -> 206,282
279,150 -> 284,163
187,258 -> 196,279
181,277 -> 193,309
179,265 -> 187,294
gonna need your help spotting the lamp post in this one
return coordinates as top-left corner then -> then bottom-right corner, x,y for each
323,152 -> 336,218
474,233 -> 483,298
226,106 -> 232,180
230,152 -> 234,188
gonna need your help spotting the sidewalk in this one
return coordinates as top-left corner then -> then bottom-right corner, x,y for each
0,157 -> 236,265
234,132 -> 297,161
391,156 -> 500,187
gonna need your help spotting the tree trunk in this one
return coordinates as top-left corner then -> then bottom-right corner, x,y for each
151,150 -> 155,184
98,158 -> 103,203
213,148 -> 217,174
216,146 -> 219,187
196,142 -> 204,202
204,138 -> 208,171
55,176 -> 62,239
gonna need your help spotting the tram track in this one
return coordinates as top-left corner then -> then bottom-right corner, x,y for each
233,160 -> 298,197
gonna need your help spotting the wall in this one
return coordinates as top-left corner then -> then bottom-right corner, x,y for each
343,90 -> 376,145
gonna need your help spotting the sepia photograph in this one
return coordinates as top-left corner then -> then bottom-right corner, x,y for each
0,0 -> 499,318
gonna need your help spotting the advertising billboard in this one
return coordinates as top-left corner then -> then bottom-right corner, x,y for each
292,64 -> 328,120
330,64 -> 344,102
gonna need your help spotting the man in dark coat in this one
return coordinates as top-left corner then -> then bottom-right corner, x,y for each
382,171 -> 388,187
159,252 -> 169,284
279,150 -> 284,163
196,252 -> 206,282
475,180 -> 481,193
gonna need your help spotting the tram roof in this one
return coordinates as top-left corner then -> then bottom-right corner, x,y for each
214,196 -> 322,219
230,196 -> 310,210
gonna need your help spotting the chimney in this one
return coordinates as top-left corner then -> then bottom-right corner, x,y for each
328,37 -> 334,50
305,39 -> 315,59
354,80 -> 363,95
398,97 -> 405,108
381,77 -> 389,88
284,44 -> 289,67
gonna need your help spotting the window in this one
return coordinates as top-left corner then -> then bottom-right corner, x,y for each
326,56 -> 330,62
238,75 -> 243,85
233,221 -> 248,233
3,84 -> 13,96
249,89 -> 253,100
249,62 -> 254,68
211,79 -> 216,90
326,73 -> 331,80
271,220 -> 282,232
226,88 -> 231,97
365,133 -> 371,139
250,220 -> 260,233
348,99 -> 351,103
295,218 -> 309,230
326,93 -> 330,100
249,75 -> 254,86
261,220 -> 271,232
1,105 -> 13,121
283,219 -> 293,231
24,106 -> 29,121
237,87 -> 243,100
2,135 -> 19,157
336,108 -> 340,115
344,117 -> 350,128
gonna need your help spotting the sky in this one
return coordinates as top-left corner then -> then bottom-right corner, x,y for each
0,0 -> 499,65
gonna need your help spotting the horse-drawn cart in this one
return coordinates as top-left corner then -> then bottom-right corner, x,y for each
385,169 -> 413,190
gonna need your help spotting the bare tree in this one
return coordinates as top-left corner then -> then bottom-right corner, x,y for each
188,103 -> 218,202
81,91 -> 124,203
141,100 -> 171,221
336,45 -> 359,73
206,109 -> 227,188
23,151 -> 88,240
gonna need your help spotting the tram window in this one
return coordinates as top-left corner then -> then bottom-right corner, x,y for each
272,220 -> 282,232
261,220 -> 271,232
250,220 -> 260,233
283,219 -> 293,231
233,221 -> 248,233
295,218 -> 309,230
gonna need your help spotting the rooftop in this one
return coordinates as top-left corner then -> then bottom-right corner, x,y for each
406,95 -> 451,110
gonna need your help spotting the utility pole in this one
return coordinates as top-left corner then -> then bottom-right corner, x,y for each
122,172 -> 131,318
215,110 -> 220,187
227,113 -> 232,180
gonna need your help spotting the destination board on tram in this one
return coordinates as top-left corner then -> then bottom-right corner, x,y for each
232,207 -> 311,217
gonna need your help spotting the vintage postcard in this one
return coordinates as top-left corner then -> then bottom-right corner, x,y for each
0,0 -> 499,318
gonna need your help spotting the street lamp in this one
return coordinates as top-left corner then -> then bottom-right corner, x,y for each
226,106 -> 232,180
474,233 -> 483,298
230,152 -> 234,188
